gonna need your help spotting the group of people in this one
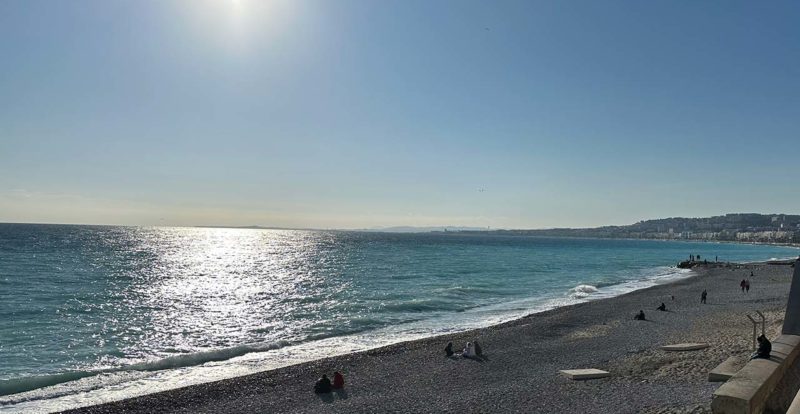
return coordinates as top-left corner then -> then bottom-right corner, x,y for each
740,274 -> 752,293
445,340 -> 484,359
314,340 -> 488,394
314,371 -> 345,394
634,290 -> 708,320
631,265 -> 772,361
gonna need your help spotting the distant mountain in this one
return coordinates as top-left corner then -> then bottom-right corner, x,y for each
359,226 -> 490,233
458,213 -> 800,243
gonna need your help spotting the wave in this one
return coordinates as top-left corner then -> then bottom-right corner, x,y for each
568,284 -> 598,298
0,340 -> 291,398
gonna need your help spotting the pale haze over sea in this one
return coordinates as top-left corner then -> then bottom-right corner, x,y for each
2,0 -> 799,230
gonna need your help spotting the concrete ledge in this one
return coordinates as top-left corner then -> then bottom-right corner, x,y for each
559,369 -> 610,380
712,334 -> 800,414
709,356 -> 745,382
660,343 -> 710,351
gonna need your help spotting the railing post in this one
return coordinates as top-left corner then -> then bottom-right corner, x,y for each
747,314 -> 758,350
756,310 -> 766,336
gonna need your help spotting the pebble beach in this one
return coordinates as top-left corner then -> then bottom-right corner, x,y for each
65,262 -> 795,414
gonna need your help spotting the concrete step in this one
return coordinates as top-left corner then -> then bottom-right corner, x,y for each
660,343 -> 710,351
559,368 -> 610,380
709,355 -> 746,382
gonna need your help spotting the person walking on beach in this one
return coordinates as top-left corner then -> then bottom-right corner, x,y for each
701,289 -> 707,304
740,279 -> 746,292
745,279 -> 750,293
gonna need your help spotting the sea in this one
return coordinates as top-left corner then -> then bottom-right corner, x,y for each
1,224 -> 797,413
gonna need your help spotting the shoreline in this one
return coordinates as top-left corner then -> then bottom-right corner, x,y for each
60,261 -> 796,413
4,264 -> 693,412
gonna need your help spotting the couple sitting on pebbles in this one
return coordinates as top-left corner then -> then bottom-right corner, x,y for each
314,371 -> 345,394
444,340 -> 484,359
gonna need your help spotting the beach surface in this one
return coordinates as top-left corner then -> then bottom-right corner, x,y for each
65,262 -> 794,414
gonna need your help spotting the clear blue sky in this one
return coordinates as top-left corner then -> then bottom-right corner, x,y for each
1,0 -> 798,229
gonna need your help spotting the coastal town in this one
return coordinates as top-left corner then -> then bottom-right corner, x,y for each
460,214 -> 800,244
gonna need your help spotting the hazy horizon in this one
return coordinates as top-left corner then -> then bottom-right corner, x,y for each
3,1 -> 799,229
2,211 -> 797,232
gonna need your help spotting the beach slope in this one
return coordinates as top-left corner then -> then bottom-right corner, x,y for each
67,263 -> 794,414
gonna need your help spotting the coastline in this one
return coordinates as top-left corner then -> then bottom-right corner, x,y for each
60,261 -> 795,414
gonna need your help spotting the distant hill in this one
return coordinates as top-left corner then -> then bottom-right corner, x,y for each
459,213 -> 800,243
359,226 -> 490,233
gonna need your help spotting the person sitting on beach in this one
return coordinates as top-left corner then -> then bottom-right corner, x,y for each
634,310 -> 646,320
656,303 -> 666,311
473,340 -> 483,358
445,342 -> 454,357
314,374 -> 332,394
462,342 -> 477,358
701,289 -> 707,304
333,371 -> 345,389
751,335 -> 771,360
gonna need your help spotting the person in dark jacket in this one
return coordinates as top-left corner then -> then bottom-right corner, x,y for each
701,290 -> 707,304
474,340 -> 483,358
751,335 -> 771,360
314,374 -> 332,393
444,342 -> 454,357
656,303 -> 666,311
634,310 -> 646,320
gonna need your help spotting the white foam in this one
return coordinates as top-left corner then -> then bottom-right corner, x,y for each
569,284 -> 599,298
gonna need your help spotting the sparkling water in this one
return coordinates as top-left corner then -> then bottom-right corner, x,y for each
1,224 -> 796,412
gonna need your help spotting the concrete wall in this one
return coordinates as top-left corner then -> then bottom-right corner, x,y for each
712,335 -> 800,413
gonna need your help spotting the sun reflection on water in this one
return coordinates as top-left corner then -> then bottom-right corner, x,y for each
99,227 -> 345,365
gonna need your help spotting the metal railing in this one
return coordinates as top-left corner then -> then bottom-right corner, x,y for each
746,310 -> 766,350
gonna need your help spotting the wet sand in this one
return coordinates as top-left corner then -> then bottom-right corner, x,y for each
66,262 -> 795,414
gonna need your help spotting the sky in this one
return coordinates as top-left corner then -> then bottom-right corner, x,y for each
1,0 -> 799,229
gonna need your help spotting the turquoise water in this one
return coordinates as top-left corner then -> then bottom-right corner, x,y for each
0,224 -> 797,412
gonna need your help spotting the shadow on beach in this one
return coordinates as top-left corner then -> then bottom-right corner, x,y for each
316,393 -> 334,403
317,389 -> 349,403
